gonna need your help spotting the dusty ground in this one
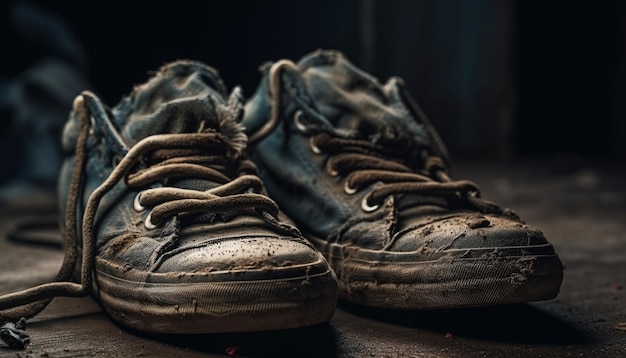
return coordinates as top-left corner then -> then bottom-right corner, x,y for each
0,158 -> 625,357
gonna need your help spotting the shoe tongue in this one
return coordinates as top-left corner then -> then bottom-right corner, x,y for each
112,60 -> 231,146
297,51 -> 431,149
111,60 -> 247,192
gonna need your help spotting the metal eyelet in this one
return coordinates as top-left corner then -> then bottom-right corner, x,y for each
361,194 -> 380,212
344,181 -> 357,195
144,212 -> 157,230
326,161 -> 339,177
133,192 -> 145,212
293,110 -> 308,132
309,136 -> 322,154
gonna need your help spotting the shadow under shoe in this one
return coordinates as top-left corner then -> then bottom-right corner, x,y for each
242,49 -> 564,310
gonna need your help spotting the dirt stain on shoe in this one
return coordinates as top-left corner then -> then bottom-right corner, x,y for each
464,214 -> 491,229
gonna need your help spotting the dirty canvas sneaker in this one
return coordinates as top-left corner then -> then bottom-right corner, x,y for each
0,60 -> 337,335
242,50 -> 564,310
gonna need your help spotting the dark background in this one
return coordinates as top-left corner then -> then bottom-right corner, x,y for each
1,0 -> 625,162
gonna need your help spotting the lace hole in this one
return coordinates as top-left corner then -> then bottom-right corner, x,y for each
361,195 -> 380,212
344,181 -> 357,195
133,192 -> 146,212
293,110 -> 308,133
326,161 -> 339,177
144,212 -> 158,230
309,136 -> 322,154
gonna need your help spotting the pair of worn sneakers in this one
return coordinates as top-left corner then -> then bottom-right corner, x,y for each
1,50 -> 563,337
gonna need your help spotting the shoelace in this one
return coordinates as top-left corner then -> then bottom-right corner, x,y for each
126,134 -> 278,230
248,60 -> 516,218
0,95 -> 294,347
309,132 -> 510,215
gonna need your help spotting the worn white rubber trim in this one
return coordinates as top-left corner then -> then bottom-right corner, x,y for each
92,263 -> 338,333
309,237 -> 563,309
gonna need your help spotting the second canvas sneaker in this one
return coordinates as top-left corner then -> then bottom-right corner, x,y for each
243,50 -> 564,310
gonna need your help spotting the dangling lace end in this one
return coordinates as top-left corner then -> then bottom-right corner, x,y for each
0,317 -> 30,349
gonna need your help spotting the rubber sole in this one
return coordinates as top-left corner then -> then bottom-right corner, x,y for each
92,258 -> 338,334
309,237 -> 564,310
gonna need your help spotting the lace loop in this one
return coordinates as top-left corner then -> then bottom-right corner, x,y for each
247,60 -> 301,144
149,194 -> 279,227
127,163 -> 231,187
367,180 -> 480,207
327,152 -> 411,177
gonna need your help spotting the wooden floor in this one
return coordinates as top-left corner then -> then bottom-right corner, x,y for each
1,159 -> 625,357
